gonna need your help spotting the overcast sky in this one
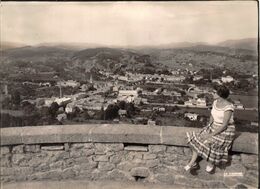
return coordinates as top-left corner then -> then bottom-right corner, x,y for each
1,1 -> 258,46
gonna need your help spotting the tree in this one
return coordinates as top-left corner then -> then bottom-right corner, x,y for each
105,104 -> 119,120
118,101 -> 126,110
48,102 -> 59,118
125,102 -> 135,118
11,91 -> 21,106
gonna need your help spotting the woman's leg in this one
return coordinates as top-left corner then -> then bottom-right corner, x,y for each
187,149 -> 198,166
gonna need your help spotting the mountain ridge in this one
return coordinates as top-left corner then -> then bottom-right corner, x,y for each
1,38 -> 257,51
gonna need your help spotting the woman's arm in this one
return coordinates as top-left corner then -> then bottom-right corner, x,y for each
208,110 -> 233,137
208,115 -> 213,126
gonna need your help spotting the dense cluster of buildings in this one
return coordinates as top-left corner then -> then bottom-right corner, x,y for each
2,65 -> 253,127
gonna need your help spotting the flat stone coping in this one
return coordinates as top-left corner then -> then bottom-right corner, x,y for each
0,124 -> 258,154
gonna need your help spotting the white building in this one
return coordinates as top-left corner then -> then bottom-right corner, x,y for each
233,100 -> 244,109
57,80 -> 80,88
44,98 -> 55,107
152,107 -> 166,112
212,79 -> 222,84
193,76 -> 203,81
196,98 -> 207,107
54,97 -> 72,106
80,84 -> 90,92
164,75 -> 185,82
185,113 -> 198,121
184,98 -> 206,107
70,93 -> 87,101
118,90 -> 139,103
251,122 -> 258,127
147,119 -> 156,126
184,100 -> 194,106
221,76 -> 234,83
57,113 -> 67,122
119,109 -> 127,117
118,76 -> 128,81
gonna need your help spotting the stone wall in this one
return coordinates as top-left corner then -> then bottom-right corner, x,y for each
0,124 -> 258,188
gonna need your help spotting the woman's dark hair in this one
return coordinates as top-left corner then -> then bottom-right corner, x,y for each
214,85 -> 230,99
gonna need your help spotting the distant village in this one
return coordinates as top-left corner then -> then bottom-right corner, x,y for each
0,66 -> 258,131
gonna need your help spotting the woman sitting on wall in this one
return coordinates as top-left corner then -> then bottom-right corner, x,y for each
185,84 -> 236,173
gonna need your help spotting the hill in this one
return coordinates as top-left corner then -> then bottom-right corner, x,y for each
136,44 -> 257,74
217,38 -> 258,51
1,38 -> 258,81
1,42 -> 27,50
70,47 -> 167,74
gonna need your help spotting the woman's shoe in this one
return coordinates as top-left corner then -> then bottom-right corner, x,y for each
205,164 -> 215,173
184,163 -> 199,171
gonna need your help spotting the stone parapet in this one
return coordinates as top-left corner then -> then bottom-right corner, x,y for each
0,142 -> 258,188
0,124 -> 258,154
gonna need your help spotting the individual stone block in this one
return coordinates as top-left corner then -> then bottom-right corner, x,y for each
34,163 -> 50,172
146,159 -> 160,168
117,162 -> 136,172
124,146 -> 148,152
148,145 -> 166,153
64,143 -> 70,152
129,152 -> 143,160
50,151 -> 70,162
0,176 -> 12,183
31,169 -> 63,180
62,167 -> 77,179
12,154 -> 27,165
241,154 -> 257,165
0,167 -> 15,176
183,147 -> 192,156
162,154 -> 179,164
41,145 -> 64,151
231,154 -> 241,161
77,170 -> 93,179
12,145 -> 24,153
109,155 -> 122,164
82,149 -> 95,157
71,143 -> 85,149
28,157 -> 43,167
70,150 -> 82,158
94,143 -> 107,154
106,143 -> 124,152
63,158 -> 75,168
166,146 -> 184,155
130,167 -> 150,178
143,153 -> 157,160
107,169 -> 127,180
83,143 -> 95,149
94,155 -> 109,162
49,161 -> 63,169
15,167 -> 34,176
98,162 -> 115,171
241,170 -> 258,188
91,169 -> 107,180
77,161 -> 98,170
24,145 -> 41,153
0,154 -> 11,167
0,147 -> 10,155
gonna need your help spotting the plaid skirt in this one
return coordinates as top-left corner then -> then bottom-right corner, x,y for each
186,123 -> 235,165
